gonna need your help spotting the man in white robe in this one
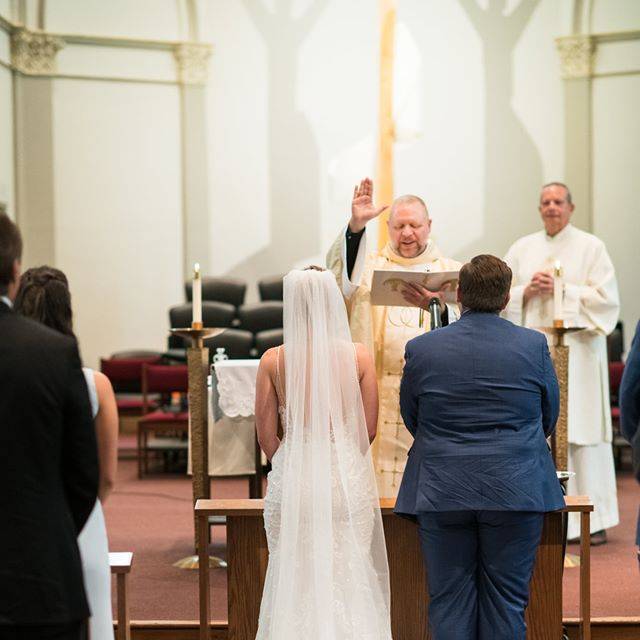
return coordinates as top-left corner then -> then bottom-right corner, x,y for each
503,182 -> 620,543
327,178 -> 461,496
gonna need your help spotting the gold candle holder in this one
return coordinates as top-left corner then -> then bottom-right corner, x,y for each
170,326 -> 226,569
538,326 -> 584,472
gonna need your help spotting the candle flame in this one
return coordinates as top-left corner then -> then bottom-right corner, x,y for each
194,262 -> 201,278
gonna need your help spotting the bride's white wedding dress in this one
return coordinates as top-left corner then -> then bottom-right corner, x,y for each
255,271 -> 392,640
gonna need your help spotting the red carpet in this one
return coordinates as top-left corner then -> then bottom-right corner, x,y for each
103,459 -> 640,621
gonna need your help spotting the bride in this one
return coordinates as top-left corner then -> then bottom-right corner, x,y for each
254,267 -> 392,639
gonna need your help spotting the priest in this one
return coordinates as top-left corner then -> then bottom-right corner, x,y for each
503,182 -> 620,544
327,177 -> 461,496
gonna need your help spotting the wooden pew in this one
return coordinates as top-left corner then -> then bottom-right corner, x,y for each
110,551 -> 133,640
195,497 -> 592,640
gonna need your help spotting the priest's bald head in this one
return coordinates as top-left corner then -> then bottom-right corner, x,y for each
539,182 -> 574,237
388,195 -> 432,258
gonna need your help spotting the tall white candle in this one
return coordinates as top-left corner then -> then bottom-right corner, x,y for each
192,263 -> 202,325
553,260 -> 563,323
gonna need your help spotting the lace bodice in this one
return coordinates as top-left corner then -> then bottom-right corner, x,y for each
273,345 -> 360,439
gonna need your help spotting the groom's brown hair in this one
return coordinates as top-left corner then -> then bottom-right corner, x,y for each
458,255 -> 512,313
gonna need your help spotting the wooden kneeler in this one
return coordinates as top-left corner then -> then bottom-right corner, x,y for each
110,552 -> 133,640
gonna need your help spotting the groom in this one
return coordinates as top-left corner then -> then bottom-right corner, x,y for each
395,255 -> 564,640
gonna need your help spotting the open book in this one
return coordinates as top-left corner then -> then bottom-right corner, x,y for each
370,269 -> 459,307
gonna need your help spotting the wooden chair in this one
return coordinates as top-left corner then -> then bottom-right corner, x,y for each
109,552 -> 133,640
137,364 -> 189,478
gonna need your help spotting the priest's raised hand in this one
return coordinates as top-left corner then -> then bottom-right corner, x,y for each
348,177 -> 388,233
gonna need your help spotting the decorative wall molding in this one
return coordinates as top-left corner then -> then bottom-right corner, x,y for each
173,43 -> 212,85
556,34 -> 595,79
0,16 -> 212,85
0,14 -> 13,35
11,27 -> 64,75
594,29 -> 640,44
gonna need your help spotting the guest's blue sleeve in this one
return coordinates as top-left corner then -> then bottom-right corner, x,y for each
540,338 -> 560,437
400,344 -> 418,437
620,321 -> 640,443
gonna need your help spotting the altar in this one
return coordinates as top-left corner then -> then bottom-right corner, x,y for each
195,496 -> 593,640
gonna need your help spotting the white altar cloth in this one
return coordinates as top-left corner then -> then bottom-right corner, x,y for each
189,359 -> 260,476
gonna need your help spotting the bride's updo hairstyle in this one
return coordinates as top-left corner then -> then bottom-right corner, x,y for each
288,266 -> 338,326
14,266 -> 75,338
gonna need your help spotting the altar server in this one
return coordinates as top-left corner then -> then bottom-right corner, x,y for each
503,183 -> 620,544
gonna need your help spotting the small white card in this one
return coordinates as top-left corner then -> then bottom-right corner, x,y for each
370,269 -> 459,307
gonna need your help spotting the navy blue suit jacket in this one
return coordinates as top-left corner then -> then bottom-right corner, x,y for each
620,320 -> 640,476
395,311 -> 564,517
619,320 -> 640,544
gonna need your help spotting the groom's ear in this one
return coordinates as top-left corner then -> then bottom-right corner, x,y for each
456,285 -> 461,304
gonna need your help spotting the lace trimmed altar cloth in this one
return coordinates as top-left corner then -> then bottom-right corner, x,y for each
214,359 -> 259,418
189,359 -> 259,476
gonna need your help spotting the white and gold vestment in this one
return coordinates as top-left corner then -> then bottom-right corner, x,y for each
327,228 -> 461,497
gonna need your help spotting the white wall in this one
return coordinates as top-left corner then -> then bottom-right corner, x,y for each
0,33 -> 14,218
591,0 -> 640,33
589,0 -> 640,352
592,74 -> 640,353
203,0 -> 378,291
4,0 -> 638,360
0,0 -> 13,21
45,0 -> 190,40
203,0 -> 566,291
52,79 -> 183,368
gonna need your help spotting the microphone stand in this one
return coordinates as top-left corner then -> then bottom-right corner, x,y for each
429,298 -> 442,331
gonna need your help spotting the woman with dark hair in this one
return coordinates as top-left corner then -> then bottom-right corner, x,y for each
16,266 -> 118,640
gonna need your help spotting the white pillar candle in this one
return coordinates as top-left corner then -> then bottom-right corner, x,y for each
192,263 -> 202,325
553,260 -> 563,323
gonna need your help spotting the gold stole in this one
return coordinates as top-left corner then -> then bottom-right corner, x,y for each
349,241 -> 443,376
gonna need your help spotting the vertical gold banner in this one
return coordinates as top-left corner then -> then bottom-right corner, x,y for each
377,0 -> 396,251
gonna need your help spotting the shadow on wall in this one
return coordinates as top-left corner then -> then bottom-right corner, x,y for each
228,0 -> 329,284
457,0 -> 543,260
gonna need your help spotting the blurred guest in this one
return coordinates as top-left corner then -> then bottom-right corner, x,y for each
620,320 -> 640,552
16,266 -> 118,640
504,182 -> 620,545
396,255 -> 563,640
0,214 -> 98,640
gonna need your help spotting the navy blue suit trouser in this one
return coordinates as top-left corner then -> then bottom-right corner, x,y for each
417,511 -> 544,640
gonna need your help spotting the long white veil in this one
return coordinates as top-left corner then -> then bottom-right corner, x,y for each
265,269 -> 391,638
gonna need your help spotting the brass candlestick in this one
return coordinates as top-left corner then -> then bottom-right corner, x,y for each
170,326 -> 226,569
538,325 -> 584,471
